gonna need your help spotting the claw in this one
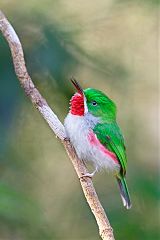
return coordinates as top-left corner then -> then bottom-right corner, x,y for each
80,168 -> 98,179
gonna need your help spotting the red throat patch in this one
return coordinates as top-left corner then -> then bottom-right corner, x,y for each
70,93 -> 84,116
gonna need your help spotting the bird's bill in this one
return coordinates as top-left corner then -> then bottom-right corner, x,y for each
70,77 -> 83,95
70,77 -> 88,114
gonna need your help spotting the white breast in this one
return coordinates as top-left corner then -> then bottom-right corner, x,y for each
64,113 -> 119,173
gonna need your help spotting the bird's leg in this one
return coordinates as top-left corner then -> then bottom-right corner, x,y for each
64,137 -> 70,141
80,167 -> 98,179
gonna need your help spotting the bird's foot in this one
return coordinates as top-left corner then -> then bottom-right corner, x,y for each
80,168 -> 98,179
64,137 -> 70,141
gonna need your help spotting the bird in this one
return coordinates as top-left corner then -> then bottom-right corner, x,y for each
64,78 -> 132,209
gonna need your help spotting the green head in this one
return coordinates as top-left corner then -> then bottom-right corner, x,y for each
70,78 -> 117,122
84,88 -> 116,121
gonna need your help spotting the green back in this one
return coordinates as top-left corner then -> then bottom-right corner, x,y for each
84,88 -> 127,176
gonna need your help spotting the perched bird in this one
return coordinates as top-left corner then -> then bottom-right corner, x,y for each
64,78 -> 131,209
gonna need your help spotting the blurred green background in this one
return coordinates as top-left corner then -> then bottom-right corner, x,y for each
0,0 -> 159,239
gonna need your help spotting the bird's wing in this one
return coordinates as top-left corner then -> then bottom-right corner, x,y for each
93,122 -> 127,176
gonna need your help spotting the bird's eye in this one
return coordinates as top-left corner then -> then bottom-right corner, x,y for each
91,100 -> 97,106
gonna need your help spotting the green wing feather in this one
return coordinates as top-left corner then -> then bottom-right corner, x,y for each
94,122 -> 131,209
93,122 -> 127,176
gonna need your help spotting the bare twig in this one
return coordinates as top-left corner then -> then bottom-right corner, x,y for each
0,10 -> 115,240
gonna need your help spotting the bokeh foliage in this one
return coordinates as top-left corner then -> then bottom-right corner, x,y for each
0,0 -> 159,239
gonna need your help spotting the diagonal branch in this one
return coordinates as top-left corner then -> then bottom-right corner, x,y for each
0,10 -> 115,240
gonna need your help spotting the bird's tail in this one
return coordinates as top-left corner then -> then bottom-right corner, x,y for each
116,176 -> 132,209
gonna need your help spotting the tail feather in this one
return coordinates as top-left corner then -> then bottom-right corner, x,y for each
116,176 -> 132,209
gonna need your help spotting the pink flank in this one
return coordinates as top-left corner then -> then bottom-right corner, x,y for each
88,131 -> 119,164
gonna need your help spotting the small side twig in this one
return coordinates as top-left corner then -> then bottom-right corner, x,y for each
0,10 -> 115,240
